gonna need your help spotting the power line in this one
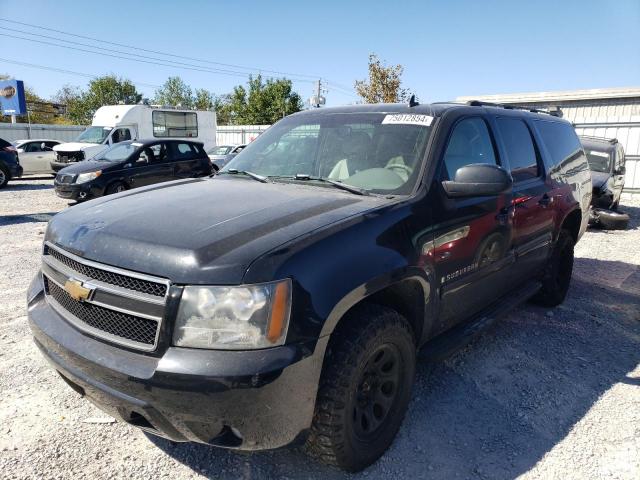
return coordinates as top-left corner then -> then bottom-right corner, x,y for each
0,33 -> 318,83
1,26 -> 318,83
0,17 -> 321,81
0,57 -> 162,89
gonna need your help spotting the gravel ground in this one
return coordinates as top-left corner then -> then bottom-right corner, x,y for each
1,178 -> 639,480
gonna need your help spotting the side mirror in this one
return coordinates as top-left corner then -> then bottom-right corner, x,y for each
41,142 -> 47,150
442,163 -> 512,198
615,166 -> 626,175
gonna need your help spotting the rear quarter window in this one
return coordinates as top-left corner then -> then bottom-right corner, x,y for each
534,120 -> 586,174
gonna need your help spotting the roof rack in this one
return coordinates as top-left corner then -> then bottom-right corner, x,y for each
466,100 -> 563,117
577,134 -> 618,144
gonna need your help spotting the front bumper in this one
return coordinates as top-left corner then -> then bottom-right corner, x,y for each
54,181 -> 91,200
51,161 -> 78,172
27,279 -> 326,450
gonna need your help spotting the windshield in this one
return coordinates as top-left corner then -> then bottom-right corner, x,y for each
222,113 -> 433,195
209,146 -> 232,155
76,126 -> 112,144
95,142 -> 137,162
586,149 -> 612,173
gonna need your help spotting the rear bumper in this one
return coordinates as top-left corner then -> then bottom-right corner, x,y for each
9,163 -> 23,178
27,277 -> 326,450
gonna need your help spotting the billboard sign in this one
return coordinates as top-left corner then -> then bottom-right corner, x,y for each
0,80 -> 27,116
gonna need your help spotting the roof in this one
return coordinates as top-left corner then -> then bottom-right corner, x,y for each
14,138 -> 59,144
293,101 -> 567,121
579,135 -> 618,151
456,86 -> 640,104
132,138 -> 203,145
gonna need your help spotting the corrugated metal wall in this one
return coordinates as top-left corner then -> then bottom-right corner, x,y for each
0,123 -> 271,147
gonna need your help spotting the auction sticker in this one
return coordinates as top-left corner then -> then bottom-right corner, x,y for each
382,114 -> 434,127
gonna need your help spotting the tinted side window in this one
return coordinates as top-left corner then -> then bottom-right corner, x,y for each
535,121 -> 584,173
25,142 -> 42,152
148,143 -> 167,163
170,142 -> 196,161
442,117 -> 497,179
496,118 -> 540,182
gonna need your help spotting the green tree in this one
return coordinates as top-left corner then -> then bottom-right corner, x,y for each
153,76 -> 193,108
193,88 -> 215,110
225,75 -> 303,125
355,54 -> 411,103
65,75 -> 141,124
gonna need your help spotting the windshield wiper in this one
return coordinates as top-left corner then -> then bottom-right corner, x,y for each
271,174 -> 369,196
220,169 -> 269,183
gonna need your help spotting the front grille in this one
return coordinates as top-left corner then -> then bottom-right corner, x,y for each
45,245 -> 167,297
57,151 -> 84,163
45,277 -> 158,346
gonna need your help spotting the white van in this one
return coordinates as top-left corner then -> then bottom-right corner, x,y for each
52,105 -> 216,171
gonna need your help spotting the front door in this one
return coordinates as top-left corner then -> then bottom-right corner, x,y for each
431,116 -> 515,331
127,142 -> 173,188
20,141 -> 55,174
493,116 -> 554,284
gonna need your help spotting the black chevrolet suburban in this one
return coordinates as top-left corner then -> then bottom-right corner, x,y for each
28,101 -> 591,472
54,139 -> 212,201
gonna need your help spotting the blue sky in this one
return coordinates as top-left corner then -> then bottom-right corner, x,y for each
0,0 -> 639,106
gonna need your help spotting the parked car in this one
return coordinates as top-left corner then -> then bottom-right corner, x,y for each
13,139 -> 61,175
29,101 -> 591,472
207,144 -> 246,169
52,104 -> 217,171
0,136 -> 22,188
580,135 -> 626,209
53,139 -> 212,201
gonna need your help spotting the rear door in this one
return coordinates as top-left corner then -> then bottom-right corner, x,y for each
170,142 -> 205,179
431,115 -> 515,329
493,116 -> 554,283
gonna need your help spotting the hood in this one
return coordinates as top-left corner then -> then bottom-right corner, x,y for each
57,160 -> 118,175
590,171 -> 612,190
45,176 -> 387,284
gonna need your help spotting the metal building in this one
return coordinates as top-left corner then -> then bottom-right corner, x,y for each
457,87 -> 640,195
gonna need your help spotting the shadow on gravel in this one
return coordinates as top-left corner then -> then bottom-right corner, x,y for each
146,257 -> 639,479
0,212 -> 58,226
3,180 -> 54,191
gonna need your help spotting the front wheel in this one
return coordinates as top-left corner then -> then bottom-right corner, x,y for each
105,181 -> 127,195
531,229 -> 575,307
306,304 -> 416,472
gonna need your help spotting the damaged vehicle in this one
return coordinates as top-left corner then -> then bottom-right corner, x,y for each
580,135 -> 629,230
28,100 -> 591,472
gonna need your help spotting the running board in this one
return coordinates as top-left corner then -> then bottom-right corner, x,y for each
420,281 -> 542,361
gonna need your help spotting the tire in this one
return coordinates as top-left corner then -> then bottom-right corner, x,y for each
306,304 -> 416,472
596,209 -> 629,230
105,181 -> 127,195
0,165 -> 9,189
532,229 -> 575,307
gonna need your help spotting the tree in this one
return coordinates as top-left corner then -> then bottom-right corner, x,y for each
193,88 -> 215,110
223,75 -> 303,125
355,54 -> 411,104
64,75 -> 141,124
153,76 -> 193,108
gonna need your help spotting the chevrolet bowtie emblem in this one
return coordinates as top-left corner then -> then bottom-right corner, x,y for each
64,279 -> 93,302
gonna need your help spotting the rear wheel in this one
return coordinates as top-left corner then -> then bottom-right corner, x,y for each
0,165 -> 9,188
532,229 -> 574,307
306,304 -> 416,472
105,181 -> 126,195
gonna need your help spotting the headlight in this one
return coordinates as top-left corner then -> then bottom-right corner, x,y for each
75,171 -> 101,183
173,279 -> 291,350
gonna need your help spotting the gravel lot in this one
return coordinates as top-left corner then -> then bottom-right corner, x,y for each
1,178 -> 639,480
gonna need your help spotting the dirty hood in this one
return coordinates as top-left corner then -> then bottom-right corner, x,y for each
45,176 -> 384,284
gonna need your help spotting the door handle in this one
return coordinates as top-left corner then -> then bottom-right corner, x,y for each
538,194 -> 553,207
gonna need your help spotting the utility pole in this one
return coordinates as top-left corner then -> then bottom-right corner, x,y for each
309,79 -> 326,108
